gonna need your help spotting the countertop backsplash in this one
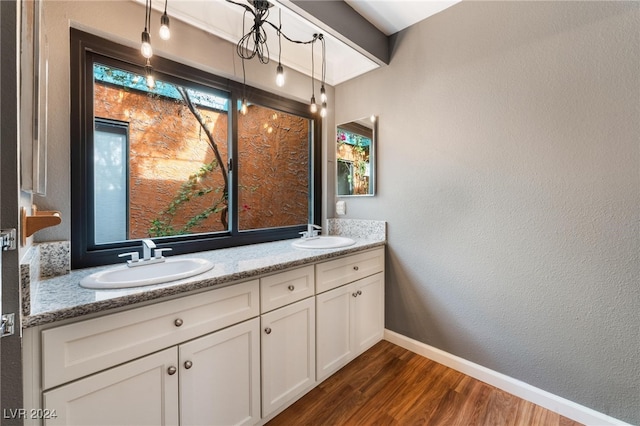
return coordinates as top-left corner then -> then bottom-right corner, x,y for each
20,241 -> 70,318
327,218 -> 386,241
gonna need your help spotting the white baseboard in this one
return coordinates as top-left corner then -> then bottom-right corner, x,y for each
384,329 -> 631,426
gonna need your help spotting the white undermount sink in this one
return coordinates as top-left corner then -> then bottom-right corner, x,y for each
291,236 -> 356,249
80,258 -> 214,289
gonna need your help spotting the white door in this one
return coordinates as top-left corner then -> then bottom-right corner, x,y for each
179,318 -> 260,426
353,273 -> 385,355
316,284 -> 355,382
43,348 -> 179,426
261,297 -> 316,417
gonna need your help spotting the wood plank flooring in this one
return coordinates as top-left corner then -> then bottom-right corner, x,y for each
267,340 -> 582,426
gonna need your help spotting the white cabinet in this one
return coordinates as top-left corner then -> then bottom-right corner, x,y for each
43,318 -> 260,426
316,248 -> 385,383
29,246 -> 385,426
261,297 -> 316,418
179,318 -> 260,426
43,348 -> 179,426
352,273 -> 385,354
316,284 -> 354,381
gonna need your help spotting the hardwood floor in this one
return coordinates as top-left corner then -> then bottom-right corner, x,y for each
267,340 -> 582,426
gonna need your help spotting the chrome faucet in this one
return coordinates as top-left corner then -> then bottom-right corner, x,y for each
119,239 -> 172,268
300,224 -> 322,239
141,239 -> 156,261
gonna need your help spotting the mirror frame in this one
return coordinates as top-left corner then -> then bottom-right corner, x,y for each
336,115 -> 377,197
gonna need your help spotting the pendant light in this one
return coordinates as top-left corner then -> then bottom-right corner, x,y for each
159,0 -> 171,40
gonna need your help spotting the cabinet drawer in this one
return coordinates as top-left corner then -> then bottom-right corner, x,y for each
42,280 -> 259,390
316,248 -> 384,293
260,265 -> 315,313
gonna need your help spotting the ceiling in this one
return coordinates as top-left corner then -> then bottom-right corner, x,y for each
146,0 -> 459,86
344,0 -> 460,36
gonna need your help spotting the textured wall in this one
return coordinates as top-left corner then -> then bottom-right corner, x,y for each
95,84 -> 308,237
334,2 -> 640,423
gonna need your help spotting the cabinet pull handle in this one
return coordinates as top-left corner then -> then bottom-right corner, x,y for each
353,266 -> 359,271
174,318 -> 184,327
357,290 -> 362,296
184,360 -> 193,369
287,285 -> 295,291
264,327 -> 272,334
167,366 -> 177,375
352,292 -> 358,298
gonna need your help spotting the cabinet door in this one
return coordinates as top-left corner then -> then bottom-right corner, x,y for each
261,297 -> 316,417
179,318 -> 260,426
353,272 -> 385,355
316,284 -> 354,382
43,348 -> 179,426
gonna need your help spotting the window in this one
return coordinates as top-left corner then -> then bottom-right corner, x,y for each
71,29 -> 321,268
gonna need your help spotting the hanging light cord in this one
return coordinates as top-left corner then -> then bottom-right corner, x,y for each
320,34 -> 326,88
145,0 -> 152,33
277,8 -> 282,65
227,0 -> 318,65
310,37 -> 315,96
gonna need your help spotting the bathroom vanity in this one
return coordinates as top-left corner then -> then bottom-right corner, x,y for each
22,237 -> 385,425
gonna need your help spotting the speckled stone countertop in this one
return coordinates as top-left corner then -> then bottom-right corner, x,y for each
24,237 -> 385,328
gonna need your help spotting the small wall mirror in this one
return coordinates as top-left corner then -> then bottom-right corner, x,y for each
336,116 -> 377,196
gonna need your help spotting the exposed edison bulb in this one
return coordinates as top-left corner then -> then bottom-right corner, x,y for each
159,13 -> 171,40
320,101 -> 327,117
241,98 -> 248,115
320,85 -> 327,103
145,60 -> 155,89
276,64 -> 285,87
310,95 -> 317,113
141,31 -> 153,58
146,72 -> 155,89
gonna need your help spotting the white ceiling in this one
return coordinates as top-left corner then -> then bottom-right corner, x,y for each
345,0 -> 461,36
148,0 -> 459,85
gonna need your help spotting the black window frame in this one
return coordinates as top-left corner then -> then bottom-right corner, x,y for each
70,28 -> 322,269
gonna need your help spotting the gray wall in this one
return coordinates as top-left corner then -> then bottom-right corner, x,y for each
334,2 -> 639,424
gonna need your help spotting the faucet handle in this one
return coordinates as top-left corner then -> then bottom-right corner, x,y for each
153,248 -> 172,259
118,251 -> 140,264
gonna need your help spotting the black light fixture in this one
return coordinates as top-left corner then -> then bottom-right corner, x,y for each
275,8 -> 285,87
140,0 -> 153,59
159,0 -> 171,41
226,0 -> 327,114
140,0 -> 171,89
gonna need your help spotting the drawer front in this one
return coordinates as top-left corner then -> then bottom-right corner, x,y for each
316,248 -> 384,293
42,280 -> 259,390
260,265 -> 315,313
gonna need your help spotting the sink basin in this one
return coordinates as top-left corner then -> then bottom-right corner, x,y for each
292,236 -> 356,249
80,258 -> 214,289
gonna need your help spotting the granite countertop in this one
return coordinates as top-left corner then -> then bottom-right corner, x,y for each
25,237 -> 385,328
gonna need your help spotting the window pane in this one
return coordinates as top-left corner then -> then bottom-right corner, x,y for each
93,63 -> 230,240
237,104 -> 310,231
94,121 -> 128,244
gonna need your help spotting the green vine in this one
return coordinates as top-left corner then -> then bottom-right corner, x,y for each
149,160 -> 225,237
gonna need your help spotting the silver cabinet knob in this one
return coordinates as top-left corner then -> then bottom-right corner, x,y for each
264,327 -> 272,334
174,318 -> 183,327
353,266 -> 359,271
287,285 -> 295,291
167,366 -> 177,375
184,360 -> 193,369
